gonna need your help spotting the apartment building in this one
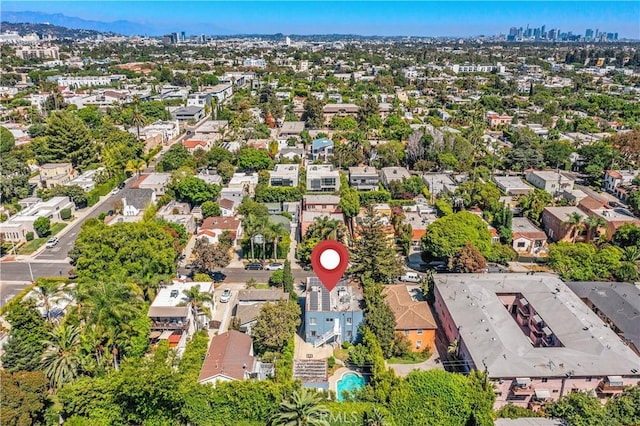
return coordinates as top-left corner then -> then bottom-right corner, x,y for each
434,273 -> 640,409
304,277 -> 364,347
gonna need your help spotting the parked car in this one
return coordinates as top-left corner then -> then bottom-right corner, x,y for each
45,237 -> 59,248
111,187 -> 120,195
399,272 -> 421,283
219,289 -> 232,303
67,269 -> 78,279
208,271 -> 227,283
118,182 -> 126,189
185,264 -> 194,269
245,262 -> 264,270
264,262 -> 284,271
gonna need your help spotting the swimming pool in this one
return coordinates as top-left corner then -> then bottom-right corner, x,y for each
336,372 -> 365,401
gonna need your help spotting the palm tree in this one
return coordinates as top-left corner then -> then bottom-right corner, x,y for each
41,324 -> 82,388
32,279 -> 71,323
618,246 -> 640,282
564,212 -> 584,243
365,407 -> 391,426
244,214 -> 268,260
268,222 -> 285,261
77,280 -> 142,370
584,215 -> 606,242
269,388 -> 329,426
125,158 -> 145,176
181,285 -> 214,331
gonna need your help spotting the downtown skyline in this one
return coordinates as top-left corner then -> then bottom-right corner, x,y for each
1,1 -> 639,39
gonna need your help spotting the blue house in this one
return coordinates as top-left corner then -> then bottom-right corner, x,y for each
310,138 -> 334,162
304,277 -> 364,347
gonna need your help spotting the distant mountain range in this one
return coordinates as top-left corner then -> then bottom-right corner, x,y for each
0,21 -> 113,39
1,11 -> 154,36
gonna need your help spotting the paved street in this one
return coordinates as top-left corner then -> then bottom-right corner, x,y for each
0,281 -> 32,308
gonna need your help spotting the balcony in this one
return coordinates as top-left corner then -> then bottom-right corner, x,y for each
511,378 -> 534,396
597,376 -> 625,395
151,319 -> 190,330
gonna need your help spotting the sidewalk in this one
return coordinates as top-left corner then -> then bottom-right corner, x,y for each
27,191 -> 116,259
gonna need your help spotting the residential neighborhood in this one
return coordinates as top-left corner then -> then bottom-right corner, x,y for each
0,7 -> 639,426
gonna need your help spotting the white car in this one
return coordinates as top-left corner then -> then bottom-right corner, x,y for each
264,262 -> 284,271
45,237 -> 59,248
399,272 -> 421,283
219,289 -> 232,303
111,187 -> 120,195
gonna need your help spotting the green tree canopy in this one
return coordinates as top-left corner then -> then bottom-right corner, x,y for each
173,176 -> 221,206
0,126 -> 16,153
44,110 -> 97,169
237,147 -> 274,171
422,211 -> 492,259
252,299 -> 301,355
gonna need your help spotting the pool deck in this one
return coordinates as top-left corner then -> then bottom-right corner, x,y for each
329,367 -> 362,397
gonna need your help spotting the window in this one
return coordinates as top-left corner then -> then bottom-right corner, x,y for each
346,331 -> 352,339
517,242 -> 526,248
310,331 -> 316,337
309,318 -> 316,325
346,317 -> 352,325
326,318 -> 334,322
404,329 -> 410,336
416,341 -> 422,348
417,329 -> 423,335
586,377 -> 592,382
542,378 -> 548,383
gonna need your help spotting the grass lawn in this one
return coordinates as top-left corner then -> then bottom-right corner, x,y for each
17,223 -> 68,255
255,283 -> 270,289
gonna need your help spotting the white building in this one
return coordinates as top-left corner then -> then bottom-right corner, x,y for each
306,165 -> 340,193
269,164 -> 299,187
0,197 -> 75,243
148,281 -> 215,349
525,170 -> 575,195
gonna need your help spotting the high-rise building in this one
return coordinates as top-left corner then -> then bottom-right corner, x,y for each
181,31 -> 186,42
585,28 -> 594,40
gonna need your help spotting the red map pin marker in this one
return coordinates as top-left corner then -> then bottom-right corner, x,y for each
311,240 -> 349,292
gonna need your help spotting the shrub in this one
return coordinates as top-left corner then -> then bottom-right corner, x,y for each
33,217 -> 51,237
25,231 -> 34,241
328,356 -> 336,369
60,208 -> 72,220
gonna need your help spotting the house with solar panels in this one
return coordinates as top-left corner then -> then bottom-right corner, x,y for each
303,277 -> 364,347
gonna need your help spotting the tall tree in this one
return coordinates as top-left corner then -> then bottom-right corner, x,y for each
252,299 -> 301,355
564,212 -> 585,243
44,110 -> 97,169
1,300 -> 49,372
302,96 -> 325,129
0,370 -> 50,426
449,242 -> 488,273
350,210 -> 403,283
31,279 -> 71,324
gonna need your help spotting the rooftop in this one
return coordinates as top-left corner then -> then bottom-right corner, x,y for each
493,175 -> 533,190
135,173 -> 172,187
280,121 -> 305,134
198,330 -> 255,382
527,170 -> 575,183
238,289 -> 289,302
306,277 -> 363,313
151,281 -> 213,308
383,285 -> 437,330
434,273 -> 640,378
303,194 -> 341,205
349,166 -> 378,176
566,281 -> 640,351
512,217 -> 546,237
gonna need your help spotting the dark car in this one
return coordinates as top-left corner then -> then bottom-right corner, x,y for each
245,262 -> 264,270
118,182 -> 125,189
208,271 -> 227,283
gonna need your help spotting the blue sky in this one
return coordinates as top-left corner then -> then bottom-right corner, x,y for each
3,1 -> 639,38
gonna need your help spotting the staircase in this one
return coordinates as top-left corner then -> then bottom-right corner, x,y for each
314,319 -> 341,348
